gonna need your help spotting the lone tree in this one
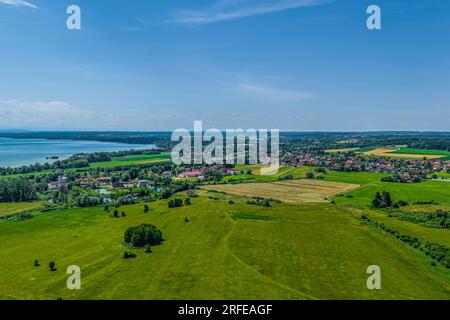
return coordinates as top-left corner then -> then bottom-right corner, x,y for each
306,172 -> 315,179
49,261 -> 57,271
124,223 -> 163,247
144,204 -> 150,213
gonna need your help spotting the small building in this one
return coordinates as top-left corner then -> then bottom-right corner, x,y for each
138,180 -> 149,188
96,177 -> 112,184
48,175 -> 69,190
180,171 -> 203,178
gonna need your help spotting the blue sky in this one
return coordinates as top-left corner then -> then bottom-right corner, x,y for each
0,0 -> 449,131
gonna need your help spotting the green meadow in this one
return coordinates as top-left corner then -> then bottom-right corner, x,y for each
0,191 -> 449,300
390,148 -> 450,157
223,165 -> 314,183
88,153 -> 172,168
0,202 -> 42,218
1,165 -> 450,300
332,180 -> 450,206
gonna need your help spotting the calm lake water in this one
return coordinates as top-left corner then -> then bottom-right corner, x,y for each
0,138 -> 154,168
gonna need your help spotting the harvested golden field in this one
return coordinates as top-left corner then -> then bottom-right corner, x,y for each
362,148 -> 443,159
325,148 -> 358,153
202,179 -> 360,203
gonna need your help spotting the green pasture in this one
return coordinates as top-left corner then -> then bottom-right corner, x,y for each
0,193 -> 449,300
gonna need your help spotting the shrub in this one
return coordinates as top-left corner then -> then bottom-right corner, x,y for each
124,223 -> 163,247
306,172 -> 315,179
168,198 -> 183,208
145,245 -> 152,254
34,260 -> 40,267
123,251 -> 137,259
49,261 -> 57,271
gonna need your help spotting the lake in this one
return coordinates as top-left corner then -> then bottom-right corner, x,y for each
0,138 -> 154,168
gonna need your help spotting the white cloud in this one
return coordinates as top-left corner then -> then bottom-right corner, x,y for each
0,100 -> 97,130
170,0 -> 333,25
236,81 -> 315,102
0,0 -> 39,9
0,99 -> 190,131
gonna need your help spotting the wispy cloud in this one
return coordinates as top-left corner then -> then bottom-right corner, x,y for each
170,0 -> 333,25
0,99 -> 191,130
0,0 -> 39,9
0,100 -> 97,130
236,81 -> 316,102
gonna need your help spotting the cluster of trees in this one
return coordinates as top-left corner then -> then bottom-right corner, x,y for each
381,175 -> 422,183
123,251 -> 137,259
203,170 -> 223,182
168,198 -> 184,208
372,191 -> 409,209
124,223 -> 163,247
278,174 -> 293,181
395,210 -> 450,229
246,197 -> 279,207
362,215 -> 450,269
0,179 -> 37,202
74,194 -> 104,207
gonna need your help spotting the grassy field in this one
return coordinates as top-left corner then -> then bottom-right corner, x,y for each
349,207 -> 450,248
0,202 -> 42,218
89,153 -> 171,168
390,148 -> 450,156
319,170 -> 389,185
223,165 -> 314,183
332,180 -> 450,206
202,179 -> 359,203
0,194 -> 449,300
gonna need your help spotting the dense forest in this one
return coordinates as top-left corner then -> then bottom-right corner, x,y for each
0,179 -> 37,202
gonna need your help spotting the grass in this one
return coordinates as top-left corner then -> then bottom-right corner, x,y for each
0,195 -> 448,299
223,165 -> 314,183
332,180 -> 450,206
319,170 -> 389,185
202,179 -> 360,203
391,148 -> 450,156
0,202 -> 42,218
349,207 -> 450,248
89,153 -> 171,168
